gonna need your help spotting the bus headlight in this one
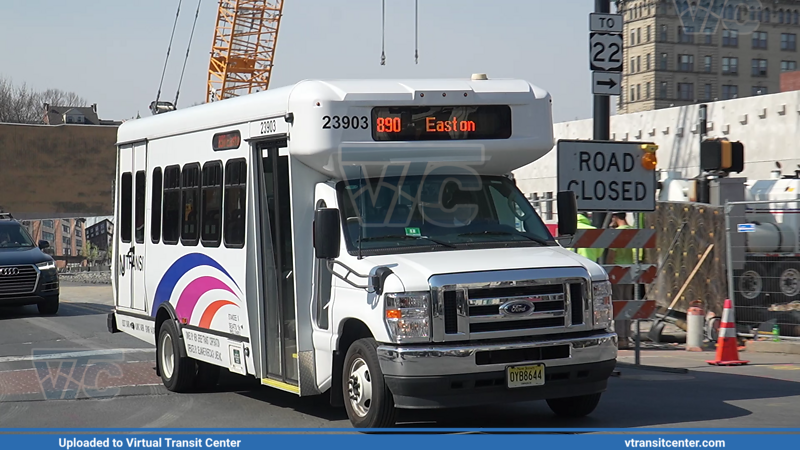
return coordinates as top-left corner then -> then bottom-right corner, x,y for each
385,292 -> 430,343
592,280 -> 613,329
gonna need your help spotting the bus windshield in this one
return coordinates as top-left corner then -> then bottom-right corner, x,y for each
336,174 -> 555,255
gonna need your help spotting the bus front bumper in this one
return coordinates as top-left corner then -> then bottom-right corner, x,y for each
376,331 -> 617,409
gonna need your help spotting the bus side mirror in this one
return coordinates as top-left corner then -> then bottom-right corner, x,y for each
556,191 -> 578,236
314,208 -> 341,260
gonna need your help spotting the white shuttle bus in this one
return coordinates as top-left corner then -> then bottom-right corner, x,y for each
108,76 -> 617,428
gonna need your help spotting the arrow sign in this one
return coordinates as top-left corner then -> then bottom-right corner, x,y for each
592,71 -> 622,96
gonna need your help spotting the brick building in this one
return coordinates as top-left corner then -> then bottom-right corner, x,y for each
21,218 -> 86,258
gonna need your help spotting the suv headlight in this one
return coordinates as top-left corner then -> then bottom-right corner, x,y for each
592,280 -> 613,329
36,261 -> 56,272
385,292 -> 430,343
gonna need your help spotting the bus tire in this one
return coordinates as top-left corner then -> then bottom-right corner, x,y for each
342,338 -> 397,428
546,393 -> 603,418
157,320 -> 195,393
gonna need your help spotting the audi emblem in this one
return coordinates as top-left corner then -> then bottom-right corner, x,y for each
0,267 -> 20,276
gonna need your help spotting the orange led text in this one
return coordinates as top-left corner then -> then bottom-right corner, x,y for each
426,117 -> 476,133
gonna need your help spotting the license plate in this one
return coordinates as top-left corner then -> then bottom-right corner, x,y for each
506,364 -> 545,388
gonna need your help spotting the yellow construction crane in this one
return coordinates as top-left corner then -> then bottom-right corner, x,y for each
206,0 -> 285,102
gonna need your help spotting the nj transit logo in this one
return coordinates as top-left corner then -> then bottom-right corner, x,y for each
152,253 -> 243,329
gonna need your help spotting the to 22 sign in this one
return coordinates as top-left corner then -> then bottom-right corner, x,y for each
590,33 -> 623,72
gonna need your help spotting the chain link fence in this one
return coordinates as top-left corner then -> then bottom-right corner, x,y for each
725,200 -> 800,338
643,202 -> 728,319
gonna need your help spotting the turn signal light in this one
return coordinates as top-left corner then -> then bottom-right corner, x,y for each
641,152 -> 658,171
386,309 -> 402,319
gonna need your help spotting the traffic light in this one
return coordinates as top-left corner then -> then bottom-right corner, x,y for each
700,139 -> 744,174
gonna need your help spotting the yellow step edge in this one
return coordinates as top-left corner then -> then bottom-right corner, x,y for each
261,377 -> 300,394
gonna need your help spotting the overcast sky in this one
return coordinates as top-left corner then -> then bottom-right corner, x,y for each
0,0 -> 610,123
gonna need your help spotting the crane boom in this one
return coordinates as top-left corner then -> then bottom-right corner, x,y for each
207,0 -> 284,102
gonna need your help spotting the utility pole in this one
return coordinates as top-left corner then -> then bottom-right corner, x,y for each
592,0 -> 612,229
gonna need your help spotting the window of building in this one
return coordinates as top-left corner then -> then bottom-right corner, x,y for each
678,54 -> 694,71
660,53 -> 668,70
638,28 -> 642,45
201,161 -> 223,247
724,4 -> 735,19
134,171 -> 145,244
794,11 -> 799,25
678,83 -> 694,100
75,229 -> 81,238
679,26 -> 695,43
751,58 -> 768,77
779,9 -> 785,24
660,24 -> 667,42
782,33 -> 796,51
637,84 -> 641,100
42,231 -> 54,243
704,84 -> 712,100
722,57 -> 738,74
752,86 -> 768,96
646,82 -> 651,99
781,60 -> 797,72
62,236 -> 70,245
162,165 -> 181,245
630,86 -> 635,101
631,57 -> 636,73
647,25 -> 651,42
631,30 -> 636,46
224,159 -> 247,248
76,238 -> 82,248
637,55 -> 641,72
752,31 -> 768,49
704,27 -> 713,45
181,163 -> 200,246
63,224 -> 70,234
646,53 -> 651,70
704,55 -> 712,72
120,172 -> 132,243
659,81 -> 668,99
723,29 -> 738,47
151,167 -> 162,243
42,220 -> 54,229
763,8 -> 771,23
64,248 -> 72,256
722,84 -> 738,100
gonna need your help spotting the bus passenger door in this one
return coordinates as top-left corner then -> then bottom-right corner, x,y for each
115,144 -> 134,310
259,140 -> 299,388
131,142 -> 147,312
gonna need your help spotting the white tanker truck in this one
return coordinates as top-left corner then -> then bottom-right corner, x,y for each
658,165 -> 800,313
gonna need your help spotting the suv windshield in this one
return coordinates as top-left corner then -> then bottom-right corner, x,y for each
336,174 -> 555,255
0,222 -> 35,249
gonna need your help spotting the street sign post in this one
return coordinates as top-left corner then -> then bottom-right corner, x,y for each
557,140 -> 658,212
592,71 -> 622,96
590,32 -> 624,72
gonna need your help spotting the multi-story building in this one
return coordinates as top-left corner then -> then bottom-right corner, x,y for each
86,219 -> 114,252
618,0 -> 800,114
21,218 -> 85,257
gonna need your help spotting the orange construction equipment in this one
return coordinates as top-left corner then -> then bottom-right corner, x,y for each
706,299 -> 749,366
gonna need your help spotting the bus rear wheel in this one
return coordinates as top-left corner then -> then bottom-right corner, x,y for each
157,319 -> 196,393
342,338 -> 397,428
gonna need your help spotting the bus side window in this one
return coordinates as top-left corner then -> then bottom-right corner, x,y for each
181,163 -> 201,246
151,167 -> 163,244
224,158 -> 247,248
120,172 -> 132,243
201,161 -> 223,247
134,171 -> 146,244
162,165 -> 181,245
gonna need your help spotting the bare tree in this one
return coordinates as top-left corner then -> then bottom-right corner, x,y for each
0,76 -> 88,124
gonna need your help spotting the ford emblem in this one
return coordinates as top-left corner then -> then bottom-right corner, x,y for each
499,300 -> 534,316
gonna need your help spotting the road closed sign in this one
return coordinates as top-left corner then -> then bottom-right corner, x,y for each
557,140 -> 657,212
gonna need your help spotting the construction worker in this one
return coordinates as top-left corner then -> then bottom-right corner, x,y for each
608,212 -> 634,349
573,212 -> 602,263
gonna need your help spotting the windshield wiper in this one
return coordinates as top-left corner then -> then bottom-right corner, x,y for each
357,235 -> 456,248
457,230 -> 550,246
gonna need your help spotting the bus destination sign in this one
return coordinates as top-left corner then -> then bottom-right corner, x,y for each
371,105 -> 512,141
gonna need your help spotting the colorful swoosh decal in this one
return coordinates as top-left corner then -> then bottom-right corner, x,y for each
152,253 -> 240,317
199,300 -> 237,328
174,276 -> 236,322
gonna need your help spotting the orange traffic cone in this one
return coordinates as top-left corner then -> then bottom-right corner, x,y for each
706,299 -> 749,366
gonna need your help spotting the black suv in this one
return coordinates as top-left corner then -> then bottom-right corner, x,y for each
0,213 -> 59,314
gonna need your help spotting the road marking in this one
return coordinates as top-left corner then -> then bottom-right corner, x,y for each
0,348 -> 154,363
771,365 -> 800,371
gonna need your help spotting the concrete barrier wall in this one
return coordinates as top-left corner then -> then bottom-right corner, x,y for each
514,90 -> 800,197
0,123 -> 118,218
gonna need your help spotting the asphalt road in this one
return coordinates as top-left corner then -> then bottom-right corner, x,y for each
1,284 -> 800,429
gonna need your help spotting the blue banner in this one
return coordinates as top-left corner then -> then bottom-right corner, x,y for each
1,430 -> 800,450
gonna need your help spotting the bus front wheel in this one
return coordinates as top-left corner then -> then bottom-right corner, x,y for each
342,338 -> 397,428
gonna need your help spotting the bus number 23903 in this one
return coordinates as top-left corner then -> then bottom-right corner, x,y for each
322,115 -> 369,130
